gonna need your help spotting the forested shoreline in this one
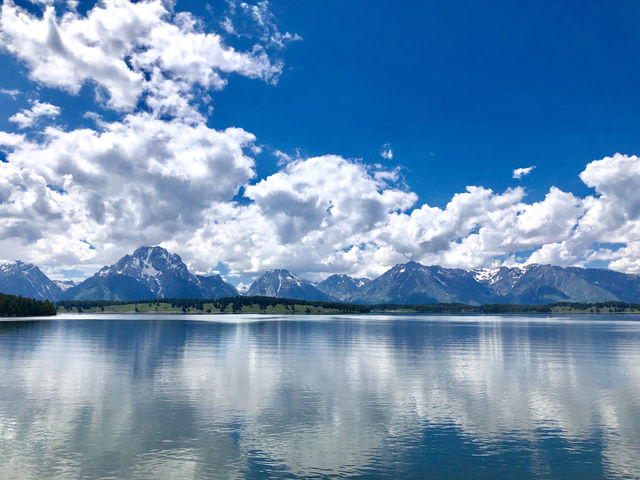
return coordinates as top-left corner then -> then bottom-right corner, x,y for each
0,293 -> 56,317
55,298 -> 640,315
2,293 -> 638,317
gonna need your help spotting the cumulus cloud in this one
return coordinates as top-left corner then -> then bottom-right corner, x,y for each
512,165 -> 535,179
0,112 -> 257,265
0,0 -> 282,112
0,131 -> 25,148
0,0 -> 639,281
8,100 -> 60,128
2,109 -> 640,279
186,153 -> 640,280
161,154 -> 608,280
164,155 -> 418,278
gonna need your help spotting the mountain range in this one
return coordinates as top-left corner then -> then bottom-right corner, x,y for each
0,247 -> 237,301
350,261 -> 640,305
3,246 -> 640,305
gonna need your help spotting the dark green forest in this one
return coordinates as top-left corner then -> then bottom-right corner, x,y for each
0,293 -> 57,317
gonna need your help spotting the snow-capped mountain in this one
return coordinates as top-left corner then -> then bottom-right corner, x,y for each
0,261 -> 63,301
236,282 -> 251,295
62,246 -> 238,301
96,246 -> 200,298
343,262 -> 640,305
316,274 -> 370,301
247,269 -> 335,301
351,261 -> 494,304
5,248 -> 640,305
470,264 -> 640,304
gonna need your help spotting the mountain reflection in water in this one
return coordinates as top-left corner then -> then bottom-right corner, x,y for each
0,314 -> 639,479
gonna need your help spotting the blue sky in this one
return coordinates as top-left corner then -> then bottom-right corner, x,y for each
209,0 -> 640,205
0,0 -> 640,281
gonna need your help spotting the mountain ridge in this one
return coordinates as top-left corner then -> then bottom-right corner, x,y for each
246,269 -> 334,302
0,260 -> 64,301
61,246 -> 238,301
3,249 -> 640,305
348,262 -> 640,305
316,274 -> 370,301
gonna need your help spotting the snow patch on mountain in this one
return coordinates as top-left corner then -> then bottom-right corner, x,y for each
54,280 -> 77,292
236,282 -> 251,295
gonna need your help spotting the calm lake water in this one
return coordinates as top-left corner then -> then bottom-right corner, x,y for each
0,314 -> 639,479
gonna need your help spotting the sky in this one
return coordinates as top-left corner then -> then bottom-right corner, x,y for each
0,0 -> 639,284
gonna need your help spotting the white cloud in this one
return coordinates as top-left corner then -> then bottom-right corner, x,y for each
0,0 -> 282,113
0,112 -> 257,266
175,153 -> 640,279
163,155 -> 418,278
8,100 -> 60,128
0,131 -> 25,148
220,16 -> 235,35
0,88 -> 20,98
512,165 -> 535,179
380,143 -> 393,160
4,122 -> 640,279
228,1 -> 302,48
245,155 -> 416,243
0,0 -> 640,281
1,319 -> 635,479
272,149 -> 295,166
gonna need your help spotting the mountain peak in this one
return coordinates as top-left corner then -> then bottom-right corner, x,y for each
247,269 -> 334,301
132,245 -> 173,259
266,268 -> 295,276
387,261 -> 426,275
64,246 -> 236,301
1,259 -> 33,272
0,260 -> 62,301
316,273 -> 370,301
404,260 -> 424,268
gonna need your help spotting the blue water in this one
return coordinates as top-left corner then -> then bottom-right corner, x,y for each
0,314 -> 639,479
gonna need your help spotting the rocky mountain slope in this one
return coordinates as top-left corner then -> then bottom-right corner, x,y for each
0,261 -> 64,301
343,262 -> 640,305
351,262 -> 495,304
62,246 -> 238,301
246,269 -> 334,301
5,249 -> 640,305
315,274 -> 370,301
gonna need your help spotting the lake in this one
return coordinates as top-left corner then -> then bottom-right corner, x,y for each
0,314 -> 639,479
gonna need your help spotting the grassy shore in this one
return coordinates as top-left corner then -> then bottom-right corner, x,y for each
56,296 -> 370,315
55,298 -> 640,315
57,301 -> 353,315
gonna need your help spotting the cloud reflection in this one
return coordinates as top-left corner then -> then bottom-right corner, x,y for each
0,315 -> 639,479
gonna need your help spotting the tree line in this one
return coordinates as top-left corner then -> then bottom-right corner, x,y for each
369,301 -> 640,313
56,296 -> 372,313
0,293 -> 56,317
55,297 -> 640,314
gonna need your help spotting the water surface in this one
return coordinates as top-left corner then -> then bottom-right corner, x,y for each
1,313 -> 639,479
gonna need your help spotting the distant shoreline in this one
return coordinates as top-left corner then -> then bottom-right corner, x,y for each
55,297 -> 640,316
